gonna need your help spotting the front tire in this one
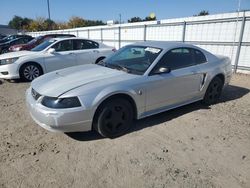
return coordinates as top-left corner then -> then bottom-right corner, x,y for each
95,57 -> 105,64
20,63 -> 43,82
203,77 -> 223,105
94,98 -> 133,138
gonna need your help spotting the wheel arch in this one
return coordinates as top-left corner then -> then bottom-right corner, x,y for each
19,61 -> 44,75
95,56 -> 106,64
92,93 -> 138,129
212,73 -> 225,85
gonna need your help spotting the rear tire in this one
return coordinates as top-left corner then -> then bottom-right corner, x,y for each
20,63 -> 43,82
94,98 -> 133,138
203,77 -> 223,105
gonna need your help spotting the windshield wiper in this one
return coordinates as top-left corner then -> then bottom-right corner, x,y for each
109,64 -> 131,73
98,61 -> 131,73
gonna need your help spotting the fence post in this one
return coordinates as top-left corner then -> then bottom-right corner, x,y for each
118,26 -> 121,49
87,29 -> 90,39
101,28 -> 103,42
144,25 -> 147,41
182,21 -> 186,42
234,12 -> 246,73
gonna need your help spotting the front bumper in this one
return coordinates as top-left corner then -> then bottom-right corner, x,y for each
0,63 -> 20,79
25,88 -> 93,132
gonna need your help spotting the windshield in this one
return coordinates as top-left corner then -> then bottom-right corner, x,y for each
31,39 -> 56,51
100,45 -> 162,75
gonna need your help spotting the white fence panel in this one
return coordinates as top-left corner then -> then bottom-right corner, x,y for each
146,25 -> 183,41
78,30 -> 88,38
242,20 -> 250,42
89,30 -> 101,40
102,28 -> 118,40
238,46 -> 250,68
186,21 -> 241,42
121,27 -> 144,41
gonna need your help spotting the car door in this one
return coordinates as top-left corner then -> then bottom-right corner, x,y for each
44,39 -> 77,72
73,39 -> 99,65
145,48 -> 203,112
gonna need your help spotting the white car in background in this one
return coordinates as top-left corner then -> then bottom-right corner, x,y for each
0,38 -> 115,81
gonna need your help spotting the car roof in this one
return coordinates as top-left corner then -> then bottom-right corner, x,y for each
132,41 -> 198,50
50,37 -> 99,42
44,34 -> 75,36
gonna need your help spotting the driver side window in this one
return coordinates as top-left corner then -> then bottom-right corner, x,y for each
52,40 -> 73,52
154,48 -> 196,71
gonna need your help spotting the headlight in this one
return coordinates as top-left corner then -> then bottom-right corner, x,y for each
0,57 -> 19,65
13,47 -> 21,51
41,96 -> 81,109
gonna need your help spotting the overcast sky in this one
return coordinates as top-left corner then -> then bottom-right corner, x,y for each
1,0 -> 250,24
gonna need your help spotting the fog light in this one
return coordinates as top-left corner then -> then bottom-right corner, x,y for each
1,72 -> 8,75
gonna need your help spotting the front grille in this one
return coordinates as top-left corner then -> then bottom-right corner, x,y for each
31,88 -> 41,100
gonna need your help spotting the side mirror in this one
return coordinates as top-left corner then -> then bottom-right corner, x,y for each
47,48 -> 55,54
154,67 -> 171,74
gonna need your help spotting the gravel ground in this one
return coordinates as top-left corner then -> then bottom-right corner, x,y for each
0,74 -> 249,188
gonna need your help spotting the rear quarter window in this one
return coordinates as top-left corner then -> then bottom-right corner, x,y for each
194,49 -> 207,64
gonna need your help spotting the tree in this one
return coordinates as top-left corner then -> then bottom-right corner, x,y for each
28,17 -> 45,31
85,20 -> 105,27
144,16 -> 156,21
43,19 -> 56,30
8,15 -> 23,30
21,17 -> 32,30
128,17 -> 143,23
194,10 -> 209,16
128,15 -> 156,23
57,22 -> 69,30
68,16 -> 86,28
8,16 -> 32,31
8,15 -> 105,31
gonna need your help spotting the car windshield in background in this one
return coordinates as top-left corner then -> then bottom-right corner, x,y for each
31,39 -> 56,51
27,36 -> 42,45
101,45 -> 162,75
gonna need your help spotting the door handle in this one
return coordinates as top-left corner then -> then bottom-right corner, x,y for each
93,50 -> 99,53
69,52 -> 75,55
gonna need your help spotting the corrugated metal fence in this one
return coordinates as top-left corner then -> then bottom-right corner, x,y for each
27,11 -> 250,72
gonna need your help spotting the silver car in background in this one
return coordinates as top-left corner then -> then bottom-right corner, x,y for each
26,41 -> 232,138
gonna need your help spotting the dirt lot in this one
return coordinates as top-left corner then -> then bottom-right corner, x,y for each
0,74 -> 250,188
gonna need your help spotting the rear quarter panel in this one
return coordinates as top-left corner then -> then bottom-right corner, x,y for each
198,51 -> 232,96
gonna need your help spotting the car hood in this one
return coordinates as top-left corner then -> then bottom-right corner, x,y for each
32,64 -> 135,97
0,50 -> 37,59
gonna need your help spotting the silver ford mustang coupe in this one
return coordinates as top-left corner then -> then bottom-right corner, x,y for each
26,41 -> 232,138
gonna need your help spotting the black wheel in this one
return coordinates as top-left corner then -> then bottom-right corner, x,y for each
94,98 -> 134,138
203,77 -> 223,105
20,63 -> 43,82
95,57 -> 105,64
